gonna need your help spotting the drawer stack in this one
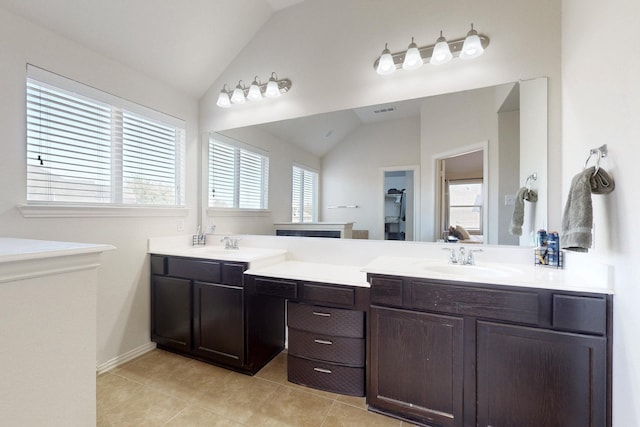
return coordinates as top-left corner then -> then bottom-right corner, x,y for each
287,301 -> 365,396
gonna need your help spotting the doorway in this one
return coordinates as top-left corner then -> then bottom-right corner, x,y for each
434,145 -> 487,242
381,166 -> 419,241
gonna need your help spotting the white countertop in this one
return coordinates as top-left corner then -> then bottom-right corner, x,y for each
147,235 -> 613,294
0,237 -> 114,263
245,260 -> 369,287
362,256 -> 613,294
148,245 -> 287,268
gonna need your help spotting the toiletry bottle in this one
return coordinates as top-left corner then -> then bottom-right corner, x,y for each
548,232 -> 559,266
535,229 -> 548,265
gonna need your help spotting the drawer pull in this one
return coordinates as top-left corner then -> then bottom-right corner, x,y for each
313,367 -> 332,374
314,339 -> 333,345
312,311 -> 331,317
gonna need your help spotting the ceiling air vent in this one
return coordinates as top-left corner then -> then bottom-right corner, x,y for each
373,107 -> 396,114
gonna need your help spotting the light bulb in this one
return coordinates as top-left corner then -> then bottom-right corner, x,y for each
230,82 -> 246,104
430,31 -> 452,65
265,74 -> 281,98
376,43 -> 396,75
247,77 -> 262,101
402,37 -> 423,70
216,88 -> 231,108
460,24 -> 484,60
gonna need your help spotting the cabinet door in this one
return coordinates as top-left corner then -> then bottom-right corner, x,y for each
151,276 -> 191,351
369,306 -> 464,427
193,281 -> 244,367
477,321 -> 607,427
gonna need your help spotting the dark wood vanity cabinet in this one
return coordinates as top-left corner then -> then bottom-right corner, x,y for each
150,255 -> 283,374
245,275 -> 368,396
370,306 -> 464,426
367,273 -> 612,427
150,275 -> 192,352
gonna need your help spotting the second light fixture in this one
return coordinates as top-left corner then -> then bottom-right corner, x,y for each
216,72 -> 292,108
375,24 -> 489,75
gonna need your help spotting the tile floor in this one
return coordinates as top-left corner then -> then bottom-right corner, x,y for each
98,349 -> 417,426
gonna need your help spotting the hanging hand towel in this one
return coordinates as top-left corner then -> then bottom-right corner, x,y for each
509,187 -> 538,236
561,166 -> 615,252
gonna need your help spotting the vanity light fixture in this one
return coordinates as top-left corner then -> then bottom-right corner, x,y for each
376,43 -> 396,75
402,37 -> 423,70
215,72 -> 292,108
374,24 -> 489,75
460,24 -> 484,59
430,31 -> 453,65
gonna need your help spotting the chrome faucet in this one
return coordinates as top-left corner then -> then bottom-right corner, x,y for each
443,246 -> 483,265
221,236 -> 240,250
465,249 -> 483,265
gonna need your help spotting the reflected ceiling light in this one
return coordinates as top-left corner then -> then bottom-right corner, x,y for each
402,37 -> 423,70
374,25 -> 489,74
215,73 -> 292,107
430,31 -> 453,65
460,24 -> 484,60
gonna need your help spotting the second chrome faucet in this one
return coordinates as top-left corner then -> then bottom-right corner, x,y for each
443,246 -> 483,265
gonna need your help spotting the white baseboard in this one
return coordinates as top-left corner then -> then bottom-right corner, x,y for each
96,341 -> 156,375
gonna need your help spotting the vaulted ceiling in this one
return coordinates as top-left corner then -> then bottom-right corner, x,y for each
0,0 -> 304,98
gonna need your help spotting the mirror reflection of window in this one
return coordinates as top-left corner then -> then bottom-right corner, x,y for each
291,165 -> 318,223
447,179 -> 483,234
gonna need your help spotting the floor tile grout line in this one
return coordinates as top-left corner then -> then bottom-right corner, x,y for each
159,406 -> 189,427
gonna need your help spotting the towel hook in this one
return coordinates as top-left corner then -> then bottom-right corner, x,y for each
584,144 -> 608,176
525,172 -> 537,190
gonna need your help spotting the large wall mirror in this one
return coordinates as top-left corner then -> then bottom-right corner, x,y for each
216,77 -> 547,246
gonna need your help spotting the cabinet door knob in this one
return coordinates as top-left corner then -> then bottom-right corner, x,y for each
313,367 -> 332,374
312,311 -> 331,317
314,339 -> 333,345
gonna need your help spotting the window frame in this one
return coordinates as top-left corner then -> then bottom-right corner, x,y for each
291,164 -> 319,223
22,65 -> 186,217
207,133 -> 270,214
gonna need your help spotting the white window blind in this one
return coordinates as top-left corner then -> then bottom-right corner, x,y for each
447,179 -> 483,232
292,165 -> 318,222
208,135 -> 269,210
26,66 -> 185,207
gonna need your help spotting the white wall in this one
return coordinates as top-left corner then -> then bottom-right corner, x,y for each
562,0 -> 640,425
497,110 -> 520,245
321,117 -> 420,239
0,8 -> 199,366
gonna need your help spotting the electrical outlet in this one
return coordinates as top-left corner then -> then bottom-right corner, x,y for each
177,218 -> 185,231
504,194 -> 516,206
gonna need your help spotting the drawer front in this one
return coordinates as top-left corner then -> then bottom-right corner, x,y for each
287,354 -> 365,396
409,280 -> 540,325
288,328 -> 365,366
287,302 -> 364,338
369,275 -> 403,307
301,282 -> 355,307
150,255 -> 166,276
255,277 -> 298,299
167,257 -> 221,283
222,262 -> 246,286
552,294 -> 607,335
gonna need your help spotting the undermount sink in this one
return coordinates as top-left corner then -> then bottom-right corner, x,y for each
421,262 -> 523,279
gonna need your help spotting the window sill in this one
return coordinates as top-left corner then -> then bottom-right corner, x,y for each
17,204 -> 189,218
207,208 -> 271,218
